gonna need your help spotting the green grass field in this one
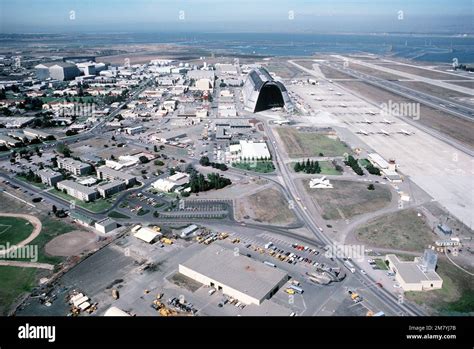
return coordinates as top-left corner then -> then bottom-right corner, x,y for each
355,209 -> 436,252
15,175 -> 48,190
277,128 -> 351,158
233,161 -> 275,173
305,179 -> 392,220
374,259 -> 389,270
108,211 -> 130,219
49,189 -> 113,213
0,216 -> 34,246
15,216 -> 75,265
0,266 -> 37,315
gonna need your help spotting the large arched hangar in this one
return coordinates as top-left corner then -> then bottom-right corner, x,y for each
242,67 -> 294,113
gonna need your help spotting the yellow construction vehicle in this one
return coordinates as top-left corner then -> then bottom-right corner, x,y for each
218,232 -> 229,240
161,238 -> 173,245
285,288 -> 296,295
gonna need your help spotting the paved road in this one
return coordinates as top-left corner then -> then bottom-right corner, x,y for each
0,260 -> 54,270
260,115 -> 425,316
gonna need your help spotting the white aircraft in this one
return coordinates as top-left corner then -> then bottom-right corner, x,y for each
360,118 -> 374,124
339,103 -> 347,108
379,129 -> 390,136
336,92 -> 343,96
367,111 -> 377,116
356,129 -> 369,135
381,119 -> 394,124
399,129 -> 413,135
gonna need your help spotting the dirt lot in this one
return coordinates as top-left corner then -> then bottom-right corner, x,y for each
303,179 -> 392,221
276,127 -> 351,158
235,187 -> 297,226
337,80 -> 474,147
379,63 -> 471,80
45,231 -> 99,257
355,208 -> 437,251
169,273 -> 202,292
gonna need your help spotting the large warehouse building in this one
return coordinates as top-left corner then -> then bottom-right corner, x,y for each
242,67 -> 293,113
179,245 -> 289,305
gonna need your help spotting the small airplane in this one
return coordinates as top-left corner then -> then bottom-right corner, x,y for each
356,129 -> 369,135
381,119 -> 394,125
359,118 -> 374,124
379,129 -> 390,136
398,129 -> 413,135
366,111 -> 377,116
336,92 -> 343,96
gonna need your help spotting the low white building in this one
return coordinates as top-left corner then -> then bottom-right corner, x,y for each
385,253 -> 443,292
152,172 -> 190,192
134,227 -> 162,243
95,218 -> 118,234
237,140 -> 271,161
309,176 -> 333,189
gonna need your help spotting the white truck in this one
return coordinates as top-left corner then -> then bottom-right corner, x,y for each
344,260 -> 356,273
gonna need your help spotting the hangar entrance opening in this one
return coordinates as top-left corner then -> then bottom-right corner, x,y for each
255,83 -> 285,112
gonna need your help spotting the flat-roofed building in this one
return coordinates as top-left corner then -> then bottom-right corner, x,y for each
97,180 -> 126,198
37,169 -> 63,186
96,166 -> 137,186
134,227 -> 162,244
95,218 -> 118,234
23,128 -> 52,140
179,244 -> 289,305
0,135 -> 22,147
239,140 -> 271,161
385,254 -> 443,292
57,180 -> 99,202
57,157 -> 92,176
35,62 -> 81,81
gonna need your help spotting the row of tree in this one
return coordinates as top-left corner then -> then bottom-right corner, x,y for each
199,156 -> 228,171
294,159 -> 321,174
189,171 -> 232,193
344,155 -> 364,176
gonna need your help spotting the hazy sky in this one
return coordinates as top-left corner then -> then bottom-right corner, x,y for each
0,0 -> 472,33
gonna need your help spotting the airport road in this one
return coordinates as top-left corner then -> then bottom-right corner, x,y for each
260,119 -> 425,316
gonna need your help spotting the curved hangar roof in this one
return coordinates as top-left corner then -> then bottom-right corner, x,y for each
242,67 -> 293,113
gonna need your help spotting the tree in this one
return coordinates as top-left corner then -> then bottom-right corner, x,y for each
139,156 -> 149,164
367,184 -> 375,191
199,156 -> 210,166
56,143 -> 71,157
52,205 -> 57,214
294,162 -> 302,172
153,145 -> 158,152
